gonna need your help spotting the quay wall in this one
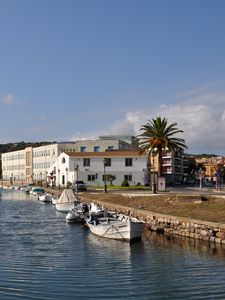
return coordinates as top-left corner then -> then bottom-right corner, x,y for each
89,199 -> 225,246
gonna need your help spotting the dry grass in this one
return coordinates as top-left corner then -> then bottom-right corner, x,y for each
82,192 -> 225,223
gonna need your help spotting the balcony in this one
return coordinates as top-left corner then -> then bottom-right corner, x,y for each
162,167 -> 172,174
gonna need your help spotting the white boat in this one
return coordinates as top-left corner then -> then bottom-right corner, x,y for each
30,187 -> 45,196
65,202 -> 89,223
38,193 -> 52,202
51,194 -> 59,205
55,189 -> 79,212
66,202 -> 103,223
86,214 -> 145,243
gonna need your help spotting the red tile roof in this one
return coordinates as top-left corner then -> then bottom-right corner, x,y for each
65,150 -> 145,158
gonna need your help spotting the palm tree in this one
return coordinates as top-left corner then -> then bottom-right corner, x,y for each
137,117 -> 187,178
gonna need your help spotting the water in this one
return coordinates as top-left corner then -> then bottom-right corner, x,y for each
1,190 -> 225,299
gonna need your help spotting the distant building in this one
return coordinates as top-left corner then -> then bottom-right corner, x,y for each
195,156 -> 225,180
1,135 -> 192,187
1,136 -> 138,185
1,142 -> 76,184
74,135 -> 137,152
182,154 -> 196,182
147,149 -> 185,186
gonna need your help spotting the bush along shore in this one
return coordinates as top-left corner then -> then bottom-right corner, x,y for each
78,191 -> 225,246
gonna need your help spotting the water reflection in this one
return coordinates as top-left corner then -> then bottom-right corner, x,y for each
144,231 -> 225,260
1,190 -> 225,299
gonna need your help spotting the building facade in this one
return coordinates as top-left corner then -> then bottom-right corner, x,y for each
74,135 -> 136,152
48,150 -> 147,187
1,142 -> 76,184
147,149 -> 185,186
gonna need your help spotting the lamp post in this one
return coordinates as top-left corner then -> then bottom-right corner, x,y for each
215,166 -> 222,191
151,149 -> 157,194
199,168 -> 203,189
103,158 -> 107,193
65,167 -> 68,188
74,164 -> 79,192
58,169 -> 60,190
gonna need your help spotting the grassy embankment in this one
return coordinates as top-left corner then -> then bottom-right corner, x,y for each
81,191 -> 225,224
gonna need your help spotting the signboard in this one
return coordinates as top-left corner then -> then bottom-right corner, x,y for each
158,177 -> 166,192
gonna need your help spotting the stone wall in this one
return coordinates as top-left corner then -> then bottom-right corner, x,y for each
90,199 -> 225,246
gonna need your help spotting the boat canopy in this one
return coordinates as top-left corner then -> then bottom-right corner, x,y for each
57,189 -> 78,204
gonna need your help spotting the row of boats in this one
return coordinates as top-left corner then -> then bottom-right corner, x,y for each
3,185 -> 146,243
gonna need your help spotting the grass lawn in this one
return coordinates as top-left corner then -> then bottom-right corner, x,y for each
82,192 -> 225,223
87,185 -> 150,190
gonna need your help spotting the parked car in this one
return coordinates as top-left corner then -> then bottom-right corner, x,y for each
204,181 -> 214,187
73,180 -> 87,192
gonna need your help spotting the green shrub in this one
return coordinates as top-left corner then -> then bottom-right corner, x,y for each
121,180 -> 129,187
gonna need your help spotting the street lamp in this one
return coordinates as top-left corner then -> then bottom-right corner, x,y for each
58,169 -> 60,189
65,167 -> 68,188
103,158 -> 107,193
151,149 -> 157,194
74,164 -> 79,192
197,168 -> 205,189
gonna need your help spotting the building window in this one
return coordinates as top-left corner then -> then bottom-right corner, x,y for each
62,157 -> 66,164
104,158 -> 111,167
94,146 -> 100,152
80,147 -> 86,152
125,158 -> 132,166
88,174 -> 95,181
83,158 -> 90,167
124,174 -> 132,181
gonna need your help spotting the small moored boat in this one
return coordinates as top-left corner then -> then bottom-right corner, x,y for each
55,189 -> 79,212
86,213 -> 145,243
38,193 -> 52,202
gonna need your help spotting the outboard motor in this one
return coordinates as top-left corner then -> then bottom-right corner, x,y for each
82,203 -> 89,213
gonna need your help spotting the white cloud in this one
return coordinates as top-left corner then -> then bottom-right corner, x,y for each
2,94 -> 17,106
67,83 -> 225,155
70,131 -> 105,142
108,86 -> 225,154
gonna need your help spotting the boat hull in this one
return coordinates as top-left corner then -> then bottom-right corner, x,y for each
55,202 -> 75,212
38,194 -> 51,202
87,217 -> 145,242
66,211 -> 84,223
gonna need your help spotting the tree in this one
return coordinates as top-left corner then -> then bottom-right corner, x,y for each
105,174 -> 116,185
137,117 -> 187,177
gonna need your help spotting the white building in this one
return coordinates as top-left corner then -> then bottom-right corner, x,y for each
48,150 -> 147,187
74,135 -> 137,152
1,142 -> 76,184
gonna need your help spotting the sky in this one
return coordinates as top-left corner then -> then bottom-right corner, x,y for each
1,0 -> 225,155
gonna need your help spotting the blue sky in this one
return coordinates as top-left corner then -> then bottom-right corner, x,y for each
1,0 -> 225,154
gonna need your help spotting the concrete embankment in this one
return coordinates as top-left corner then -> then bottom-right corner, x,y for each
83,196 -> 225,246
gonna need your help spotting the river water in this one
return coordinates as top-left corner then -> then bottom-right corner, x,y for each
1,189 -> 225,300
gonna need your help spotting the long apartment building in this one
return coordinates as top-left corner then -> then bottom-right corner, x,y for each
1,136 -> 135,184
1,143 -> 76,184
